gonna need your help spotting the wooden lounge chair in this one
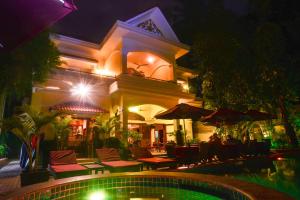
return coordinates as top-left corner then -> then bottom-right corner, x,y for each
130,147 -> 176,170
49,150 -> 89,179
96,148 -> 142,173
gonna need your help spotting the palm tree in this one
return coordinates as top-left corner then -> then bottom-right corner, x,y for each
92,114 -> 119,139
52,115 -> 72,150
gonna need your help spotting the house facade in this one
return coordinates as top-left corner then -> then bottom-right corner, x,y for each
31,7 -> 211,150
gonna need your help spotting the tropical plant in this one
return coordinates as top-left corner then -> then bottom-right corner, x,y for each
0,144 -> 8,158
2,105 -> 58,170
0,31 -> 60,120
104,137 -> 122,149
52,115 -> 72,150
92,114 -> 120,141
126,130 -> 142,143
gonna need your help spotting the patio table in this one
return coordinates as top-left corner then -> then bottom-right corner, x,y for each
82,163 -> 105,174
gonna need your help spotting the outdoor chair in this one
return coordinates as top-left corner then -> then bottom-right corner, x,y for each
174,146 -> 199,166
255,142 -> 271,156
130,147 -> 176,170
96,148 -> 142,172
199,142 -> 211,163
49,150 -> 89,179
165,143 -> 176,158
218,144 -> 240,161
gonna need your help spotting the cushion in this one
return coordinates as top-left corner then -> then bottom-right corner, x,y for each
50,164 -> 87,173
49,150 -> 77,165
137,157 -> 175,164
101,161 -> 141,168
96,148 -> 121,162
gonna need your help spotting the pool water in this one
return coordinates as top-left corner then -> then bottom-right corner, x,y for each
86,186 -> 220,200
185,157 -> 300,199
235,158 -> 300,199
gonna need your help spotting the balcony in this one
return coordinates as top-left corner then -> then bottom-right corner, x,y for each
109,74 -> 195,99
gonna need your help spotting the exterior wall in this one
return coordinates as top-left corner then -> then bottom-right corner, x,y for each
122,37 -> 175,81
42,22 -> 198,143
103,50 -> 122,76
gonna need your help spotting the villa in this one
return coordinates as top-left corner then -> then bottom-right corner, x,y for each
31,7 -> 212,152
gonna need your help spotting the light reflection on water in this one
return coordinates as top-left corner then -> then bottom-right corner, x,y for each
236,157 -> 300,199
85,187 -> 220,200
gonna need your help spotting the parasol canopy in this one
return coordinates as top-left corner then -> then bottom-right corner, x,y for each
201,108 -> 246,126
154,103 -> 213,120
243,110 -> 277,121
0,0 -> 77,51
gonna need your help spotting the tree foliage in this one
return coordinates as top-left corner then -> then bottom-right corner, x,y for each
175,0 -> 300,146
0,31 -> 60,97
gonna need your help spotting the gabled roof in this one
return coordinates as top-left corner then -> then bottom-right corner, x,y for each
98,7 -> 189,59
126,7 -> 179,43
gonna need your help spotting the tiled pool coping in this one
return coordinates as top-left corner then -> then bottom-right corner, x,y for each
6,172 -> 293,200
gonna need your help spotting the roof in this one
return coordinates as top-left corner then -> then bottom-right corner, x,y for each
50,101 -> 108,114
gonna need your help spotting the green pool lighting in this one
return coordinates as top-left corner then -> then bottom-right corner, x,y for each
89,191 -> 106,200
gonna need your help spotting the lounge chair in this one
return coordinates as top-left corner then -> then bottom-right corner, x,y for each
49,150 -> 89,179
96,148 -> 142,172
130,147 -> 176,170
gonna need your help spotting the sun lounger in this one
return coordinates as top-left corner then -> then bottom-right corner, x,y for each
96,148 -> 142,172
49,150 -> 89,179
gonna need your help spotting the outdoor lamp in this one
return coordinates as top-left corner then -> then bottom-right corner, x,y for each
70,82 -> 91,100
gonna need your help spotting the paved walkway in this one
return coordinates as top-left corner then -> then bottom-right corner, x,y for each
0,160 -> 21,199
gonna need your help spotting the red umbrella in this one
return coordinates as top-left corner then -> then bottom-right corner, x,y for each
201,108 -> 246,126
155,103 -> 213,143
155,103 -> 213,120
0,0 -> 77,51
244,110 -> 277,121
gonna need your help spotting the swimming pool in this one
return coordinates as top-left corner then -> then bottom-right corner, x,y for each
7,172 -> 291,200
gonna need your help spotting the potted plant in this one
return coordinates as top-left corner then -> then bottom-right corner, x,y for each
52,115 -> 72,150
2,105 -> 58,186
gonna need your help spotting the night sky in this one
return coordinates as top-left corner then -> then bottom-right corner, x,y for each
51,0 -> 179,43
51,0 -> 247,44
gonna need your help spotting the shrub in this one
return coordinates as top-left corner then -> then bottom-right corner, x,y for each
0,144 -> 8,158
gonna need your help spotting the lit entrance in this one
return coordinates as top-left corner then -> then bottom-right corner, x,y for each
127,104 -> 174,148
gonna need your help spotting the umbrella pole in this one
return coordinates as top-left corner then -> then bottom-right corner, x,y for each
183,119 -> 186,145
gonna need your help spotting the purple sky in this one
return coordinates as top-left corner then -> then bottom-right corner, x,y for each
51,0 -> 247,44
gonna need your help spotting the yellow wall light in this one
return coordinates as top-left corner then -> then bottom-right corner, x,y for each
70,82 -> 92,101
128,106 -> 139,113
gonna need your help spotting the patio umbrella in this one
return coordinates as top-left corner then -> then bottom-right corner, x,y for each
201,108 -> 246,127
0,0 -> 77,51
155,103 -> 213,120
155,103 -> 213,143
243,110 -> 277,122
